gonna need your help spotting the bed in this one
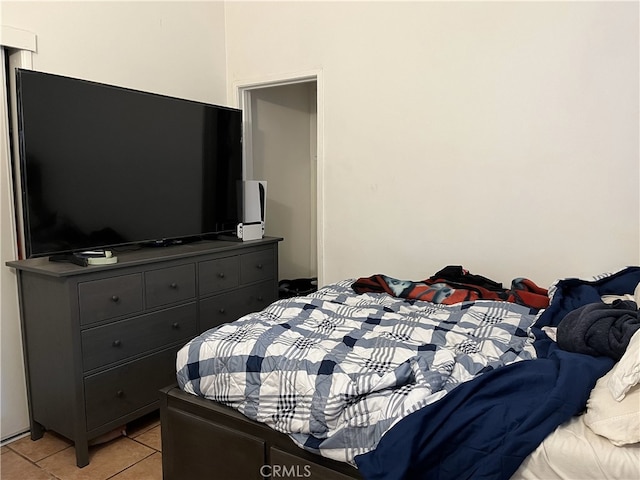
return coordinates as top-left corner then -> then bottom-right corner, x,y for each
160,266 -> 640,479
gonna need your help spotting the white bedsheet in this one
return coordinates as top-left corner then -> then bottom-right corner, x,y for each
512,415 -> 640,480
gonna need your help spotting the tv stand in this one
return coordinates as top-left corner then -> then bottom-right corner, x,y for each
6,237 -> 281,467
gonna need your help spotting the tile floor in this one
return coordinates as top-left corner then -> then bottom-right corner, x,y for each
0,412 -> 162,480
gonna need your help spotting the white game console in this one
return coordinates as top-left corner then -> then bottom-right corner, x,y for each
236,180 -> 266,241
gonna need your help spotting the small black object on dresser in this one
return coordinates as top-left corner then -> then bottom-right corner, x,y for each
6,237 -> 281,467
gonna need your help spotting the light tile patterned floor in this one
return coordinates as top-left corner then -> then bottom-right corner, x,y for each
1,412 -> 161,480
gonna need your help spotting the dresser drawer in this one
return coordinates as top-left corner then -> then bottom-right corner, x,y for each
145,264 -> 196,308
78,274 -> 143,325
199,256 -> 239,295
240,250 -> 274,285
243,280 -> 277,314
81,303 -> 197,371
84,347 -> 179,431
199,281 -> 276,331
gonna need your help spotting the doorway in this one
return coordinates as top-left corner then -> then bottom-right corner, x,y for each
237,73 -> 323,285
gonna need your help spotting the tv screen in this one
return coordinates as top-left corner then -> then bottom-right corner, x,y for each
15,69 -> 243,258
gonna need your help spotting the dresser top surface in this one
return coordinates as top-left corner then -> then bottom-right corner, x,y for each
6,237 -> 282,277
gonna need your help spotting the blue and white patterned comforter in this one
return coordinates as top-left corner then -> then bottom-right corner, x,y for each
176,279 -> 540,465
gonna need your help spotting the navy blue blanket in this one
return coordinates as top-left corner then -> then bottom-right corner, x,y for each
355,267 -> 640,480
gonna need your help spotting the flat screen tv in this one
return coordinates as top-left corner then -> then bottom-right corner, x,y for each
15,69 -> 243,258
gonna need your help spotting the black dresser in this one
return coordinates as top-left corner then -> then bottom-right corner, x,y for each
6,237 -> 281,467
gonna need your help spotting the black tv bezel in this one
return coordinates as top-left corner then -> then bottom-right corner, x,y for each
15,69 -> 243,259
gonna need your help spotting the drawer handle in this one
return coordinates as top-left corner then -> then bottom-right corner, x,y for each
112,340 -> 122,347
111,295 -> 120,303
116,390 -> 124,398
169,282 -> 178,289
257,295 -> 264,302
218,308 -> 225,314
172,322 -> 180,329
256,264 -> 263,270
218,272 -> 225,279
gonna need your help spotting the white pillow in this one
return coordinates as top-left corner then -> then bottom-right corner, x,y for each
583,329 -> 640,446
584,378 -> 640,446
608,329 -> 640,401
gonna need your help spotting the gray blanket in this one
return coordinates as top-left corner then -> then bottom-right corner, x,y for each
557,299 -> 639,360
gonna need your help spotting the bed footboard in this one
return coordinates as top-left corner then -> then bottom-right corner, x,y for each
159,385 -> 361,480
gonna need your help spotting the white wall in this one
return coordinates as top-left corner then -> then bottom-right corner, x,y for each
225,1 -> 640,288
0,0 -> 229,441
2,1 -> 228,103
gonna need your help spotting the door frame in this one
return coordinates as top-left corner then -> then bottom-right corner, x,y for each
233,70 -> 324,286
1,26 -> 36,442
